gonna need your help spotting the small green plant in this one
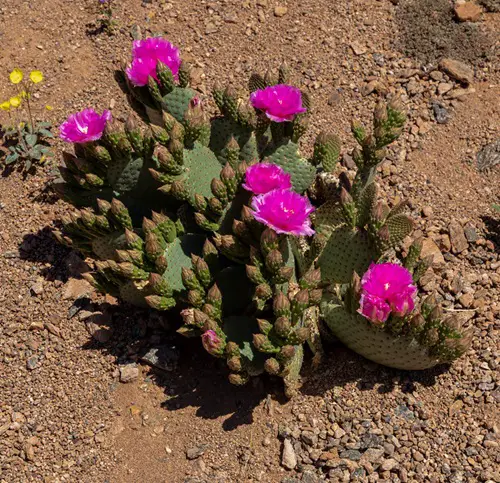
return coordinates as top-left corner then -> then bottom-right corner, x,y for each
0,69 -> 54,171
97,0 -> 117,35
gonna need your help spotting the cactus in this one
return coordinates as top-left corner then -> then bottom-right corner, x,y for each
52,42 -> 472,398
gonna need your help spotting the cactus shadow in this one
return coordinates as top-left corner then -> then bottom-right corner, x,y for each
300,345 -> 450,397
81,303 -> 272,431
18,226 -> 78,282
481,215 -> 500,249
158,341 -> 275,431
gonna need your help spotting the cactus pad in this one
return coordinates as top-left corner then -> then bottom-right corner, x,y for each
322,303 -> 444,370
318,226 -> 378,283
162,87 -> 197,123
265,141 -> 316,193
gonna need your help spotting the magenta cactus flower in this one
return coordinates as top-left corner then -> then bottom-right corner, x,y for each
59,108 -> 111,144
201,329 -> 225,356
358,263 -> 417,324
126,38 -> 181,87
251,188 -> 315,236
243,162 -> 292,195
250,84 -> 307,123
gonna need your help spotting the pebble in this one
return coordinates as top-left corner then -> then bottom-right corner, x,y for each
281,439 -> 297,470
26,356 -> 39,371
449,221 -> 469,253
380,458 -> 399,471
454,2 -> 483,22
139,345 -> 179,372
439,58 -> 474,85
274,6 -> 288,17
119,364 -> 139,383
186,444 -> 208,460
432,102 -> 451,124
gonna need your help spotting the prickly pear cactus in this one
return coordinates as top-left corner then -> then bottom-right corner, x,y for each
52,41 -> 471,398
312,99 -> 472,370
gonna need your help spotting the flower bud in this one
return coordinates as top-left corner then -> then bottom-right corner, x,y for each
227,356 -> 242,372
257,319 -> 273,335
273,291 -> 290,317
264,358 -> 281,375
225,341 -> 240,357
265,249 -> 284,274
255,283 -> 272,300
274,317 -> 291,338
280,345 -> 295,360
228,373 -> 248,386
201,329 -> 226,357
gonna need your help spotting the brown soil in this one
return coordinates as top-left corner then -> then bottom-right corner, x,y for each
395,0 -> 497,65
0,0 -> 499,482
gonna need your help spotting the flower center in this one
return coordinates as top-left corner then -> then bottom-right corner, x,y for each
384,283 -> 390,291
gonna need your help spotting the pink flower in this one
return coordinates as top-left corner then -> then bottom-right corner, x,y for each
243,163 -> 292,195
358,263 -> 417,324
126,38 -> 181,87
251,189 -> 315,236
59,108 -> 111,143
201,329 -> 225,356
250,84 -> 307,123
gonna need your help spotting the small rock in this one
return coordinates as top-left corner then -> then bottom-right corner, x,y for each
420,239 -> 445,266
302,471 -> 319,483
342,153 -> 356,170
328,92 -> 341,106
281,439 -> 297,470
380,458 -> 398,471
430,70 -> 444,81
339,449 -> 362,461
432,102 -> 451,124
186,444 -> 207,460
454,2 -> 483,22
449,221 -> 469,253
139,345 -> 179,372
119,364 -> 139,383
62,278 -> 92,300
274,6 -> 288,17
361,448 -> 384,463
463,223 -> 478,242
437,83 -> 454,96
86,321 -> 112,343
301,430 -> 318,446
459,292 -> 474,308
30,280 -> 44,296
422,206 -> 433,217
449,399 -> 464,415
439,58 -> 474,85
26,356 -> 39,371
350,41 -> 367,55
24,443 -> 35,461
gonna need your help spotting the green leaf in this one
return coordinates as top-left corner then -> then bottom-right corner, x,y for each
25,160 -> 32,171
29,145 -> 43,160
25,134 -> 37,146
4,153 -> 19,165
38,129 -> 54,138
492,204 -> 500,212
37,122 -> 52,129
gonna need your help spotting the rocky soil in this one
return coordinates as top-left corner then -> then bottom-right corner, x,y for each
0,0 -> 498,482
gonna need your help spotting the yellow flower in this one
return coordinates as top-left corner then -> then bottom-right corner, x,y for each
9,96 -> 22,108
0,101 -> 11,111
19,122 -> 25,129
20,90 -> 31,100
30,70 -> 44,84
9,68 -> 24,84
45,105 -> 53,111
